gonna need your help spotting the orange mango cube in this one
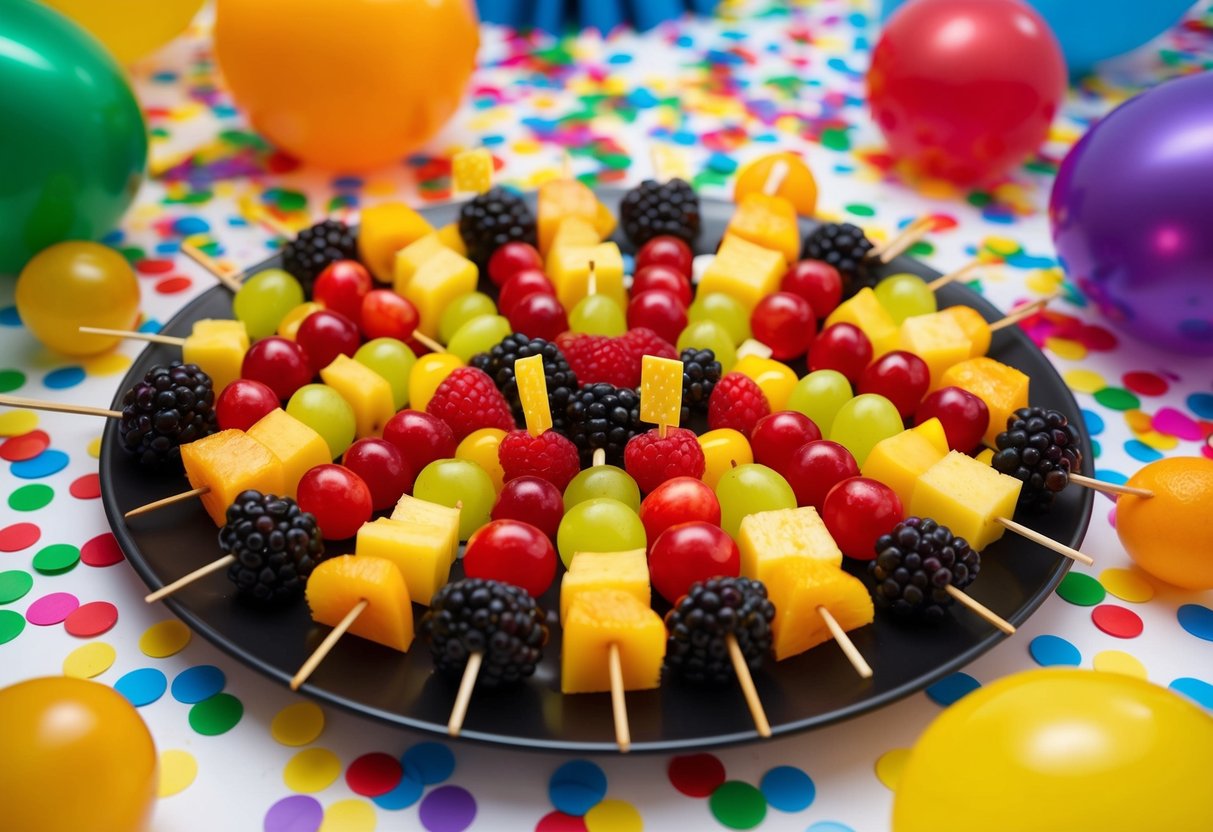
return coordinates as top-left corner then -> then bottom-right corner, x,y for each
401,248 -> 479,338
319,355 -> 395,439
561,589 -> 666,694
358,202 -> 434,283
724,193 -> 800,263
697,234 -> 787,311
939,357 -> 1029,448
560,549 -> 650,622
248,408 -> 333,497
355,518 -> 452,606
179,430 -> 286,526
737,506 -> 843,586
939,306 -> 992,358
861,421 -> 949,509
826,288 -> 899,357
766,558 -> 873,661
305,555 -> 414,652
899,312 -> 973,389
392,232 -> 447,294
390,494 -> 461,564
538,179 -> 613,254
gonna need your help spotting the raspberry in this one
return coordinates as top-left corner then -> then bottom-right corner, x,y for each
618,327 -> 678,363
624,427 -> 706,494
425,367 -> 516,441
707,373 -> 771,438
498,429 -> 581,491
555,332 -> 636,388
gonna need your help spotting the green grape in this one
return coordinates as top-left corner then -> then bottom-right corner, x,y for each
439,292 -> 497,344
286,383 -> 355,459
677,320 -> 737,372
413,458 -> 495,540
874,273 -> 936,324
828,393 -> 903,467
714,463 -> 796,539
354,337 -> 416,410
447,314 -> 512,364
786,370 -> 853,435
569,295 -> 626,336
687,292 -> 751,345
556,497 -> 646,567
233,268 -> 305,339
563,465 -> 641,513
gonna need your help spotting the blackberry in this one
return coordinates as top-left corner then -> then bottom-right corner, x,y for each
619,178 -> 701,248
470,334 -> 577,433
281,219 -> 358,293
801,222 -> 875,298
458,187 -> 537,266
869,517 -> 980,622
991,407 -> 1083,512
679,348 -> 722,425
119,361 -> 218,466
419,578 -> 549,687
664,577 -> 775,685
562,383 -> 645,466
219,490 -> 325,605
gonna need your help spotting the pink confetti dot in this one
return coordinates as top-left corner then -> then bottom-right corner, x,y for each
26,592 -> 80,625
1152,407 -> 1203,441
81,532 -> 124,567
65,601 -> 118,637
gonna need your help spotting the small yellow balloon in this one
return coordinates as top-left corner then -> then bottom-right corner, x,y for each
41,0 -> 204,63
893,668 -> 1213,832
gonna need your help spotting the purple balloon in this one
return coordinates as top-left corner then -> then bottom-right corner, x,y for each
1049,72 -> 1213,355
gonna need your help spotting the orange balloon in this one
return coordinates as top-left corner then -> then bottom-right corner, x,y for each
1116,457 -> 1213,590
213,0 -> 478,170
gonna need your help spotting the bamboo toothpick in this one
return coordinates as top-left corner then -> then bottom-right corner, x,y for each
818,606 -> 873,679
996,516 -> 1094,566
726,634 -> 771,737
926,258 -> 988,292
125,487 -> 210,519
291,599 -> 369,690
761,158 -> 790,197
79,326 -> 186,347
180,240 -> 243,292
255,208 -> 297,240
945,586 -> 1016,635
145,555 -> 235,604
608,642 -> 630,752
412,332 -> 447,354
989,295 -> 1055,332
1068,473 -> 1154,499
0,394 -> 122,420
447,651 -> 483,737
870,216 -> 935,264
592,448 -> 607,467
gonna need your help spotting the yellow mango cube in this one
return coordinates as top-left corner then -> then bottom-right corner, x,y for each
560,549 -> 650,622
319,355 -> 395,439
451,148 -> 494,194
278,302 -> 325,341
939,357 -> 1029,448
358,202 -> 435,282
393,232 -> 448,294
545,216 -> 601,273
561,589 -> 666,694
825,288 -> 899,357
939,306 -> 992,358
437,223 -> 467,257
766,558 -> 873,661
538,179 -> 604,254
391,494 -> 461,564
191,319 -> 249,340
548,242 -> 626,310
911,451 -> 1022,551
861,427 -> 947,509
639,355 -> 684,430
515,353 -> 552,436
180,430 -> 286,526
900,312 -> 974,389
731,354 -> 798,411
355,518 -> 451,606
697,233 -> 787,311
182,332 -> 247,394
593,200 -> 617,240
402,248 -> 479,338
913,416 -> 950,455
738,506 -> 843,586
305,555 -> 414,652
248,409 -> 333,496
724,193 -> 800,263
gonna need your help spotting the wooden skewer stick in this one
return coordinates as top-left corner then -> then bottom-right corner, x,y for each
125,487 -> 210,519
1068,473 -> 1154,499
761,158 -> 790,197
725,634 -> 771,738
945,586 -> 1016,635
0,394 -> 122,420
291,599 -> 369,691
870,216 -> 935,264
180,240 -> 243,293
145,554 -> 235,604
989,295 -> 1055,332
412,332 -> 447,354
592,448 -> 607,467
995,516 -> 1094,566
608,642 -> 630,753
817,606 -> 873,679
79,326 -> 186,347
927,258 -> 987,292
447,651 -> 483,737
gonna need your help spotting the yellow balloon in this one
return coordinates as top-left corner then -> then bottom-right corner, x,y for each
893,668 -> 1213,832
41,0 -> 204,63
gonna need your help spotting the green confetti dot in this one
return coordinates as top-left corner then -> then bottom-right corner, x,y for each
0,370 -> 25,393
0,609 -> 25,644
0,570 -> 33,604
820,127 -> 851,151
1057,572 -> 1106,606
9,484 -> 53,512
844,203 -> 875,217
907,241 -> 935,257
189,692 -> 243,735
32,544 -> 80,575
709,781 -> 767,830
118,246 -> 146,264
1093,387 -> 1140,412
966,191 -> 992,207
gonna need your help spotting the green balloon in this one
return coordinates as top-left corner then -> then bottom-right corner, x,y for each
0,0 -> 147,275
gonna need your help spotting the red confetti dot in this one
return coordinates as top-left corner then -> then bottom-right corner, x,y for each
1122,371 -> 1168,397
535,811 -> 588,832
668,753 -> 727,798
1092,604 -> 1144,639
64,601 -> 118,637
0,522 -> 40,552
155,276 -> 193,294
69,474 -> 101,499
135,258 -> 175,275
0,430 -> 50,462
81,533 -> 124,567
345,752 -> 403,797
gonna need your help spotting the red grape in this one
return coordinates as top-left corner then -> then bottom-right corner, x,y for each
627,290 -> 688,345
360,289 -> 419,341
821,477 -> 904,560
809,323 -> 873,384
241,337 -> 313,400
751,291 -> 817,359
295,309 -> 361,374
648,521 -> 740,604
383,410 -> 457,476
296,464 -> 373,540
313,260 -> 372,322
498,269 -> 555,316
508,292 -> 568,342
858,350 -> 931,419
631,265 -> 692,307
636,235 -> 693,277
491,476 -> 564,541
750,411 -> 822,471
342,438 -> 414,510
488,242 -> 543,287
463,519 -> 557,597
915,386 -> 990,452
782,440 -> 859,509
215,379 -> 279,431
781,260 -> 843,319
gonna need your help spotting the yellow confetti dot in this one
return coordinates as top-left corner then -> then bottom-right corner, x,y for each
139,619 -> 192,658
1063,369 -> 1105,394
82,353 -> 132,377
1099,568 -> 1155,603
983,236 -> 1021,257
1123,410 -> 1153,433
917,178 -> 960,201
512,139 -> 542,155
158,750 -> 198,797
86,436 -> 103,458
62,642 -> 116,678
271,701 -> 327,747
284,748 -> 342,793
585,799 -> 643,832
1093,650 -> 1148,679
1044,337 -> 1087,360
875,748 -> 910,791
0,410 -> 39,437
319,798 -> 377,832
1026,268 -> 1063,295
1136,430 -> 1179,451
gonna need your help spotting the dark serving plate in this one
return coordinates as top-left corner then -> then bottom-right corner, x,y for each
100,191 -> 1093,752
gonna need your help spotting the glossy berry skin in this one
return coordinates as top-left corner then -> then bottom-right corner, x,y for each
241,337 -> 314,401
215,379 -> 279,431
649,521 -> 741,605
782,259 -> 844,319
313,259 -> 372,323
295,309 -> 361,374
858,350 -> 931,420
783,440 -> 860,510
498,269 -> 555,317
463,519 -> 557,598
916,386 -> 990,452
751,291 -> 817,359
822,476 -> 904,560
750,411 -> 822,471
627,290 -> 688,346
382,409 -> 457,477
638,476 -> 722,544
342,438 -> 414,511
809,322 -> 873,385
488,242 -> 543,287
497,429 -> 581,492
507,292 -> 568,342
632,265 -> 692,307
491,476 -> 564,541
636,235 -> 693,277
296,464 -> 373,540
360,289 -> 419,341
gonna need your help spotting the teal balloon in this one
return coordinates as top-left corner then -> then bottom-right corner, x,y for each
0,0 -> 147,275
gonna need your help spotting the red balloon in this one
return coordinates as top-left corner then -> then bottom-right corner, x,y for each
866,0 -> 1065,186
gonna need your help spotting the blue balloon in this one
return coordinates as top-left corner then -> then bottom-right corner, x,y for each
880,0 -> 1196,74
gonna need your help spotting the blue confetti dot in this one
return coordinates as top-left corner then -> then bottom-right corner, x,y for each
1093,468 -> 1128,485
482,134 -> 505,147
1177,604 -> 1213,642
706,153 -> 738,175
114,668 -> 167,707
0,306 -> 21,327
373,772 -> 424,810
1169,677 -> 1213,710
10,450 -> 68,480
138,319 -> 164,334
401,742 -> 455,786
607,53 -> 633,64
548,759 -> 607,817
759,765 -> 815,813
1188,393 -> 1213,420
1091,439 -> 1101,458
171,665 -> 226,704
332,176 -> 364,190
100,230 -> 124,245
43,366 -> 86,390
172,217 -> 210,236
1079,409 -> 1104,436
154,242 -> 180,255
981,206 -> 1015,224
1123,440 -> 1163,463
1029,635 -> 1081,667
925,672 -> 981,706
808,823 -> 855,832
1005,251 -> 1057,269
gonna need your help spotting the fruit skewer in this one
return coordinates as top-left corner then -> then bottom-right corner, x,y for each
79,320 -> 250,392
180,239 -> 243,292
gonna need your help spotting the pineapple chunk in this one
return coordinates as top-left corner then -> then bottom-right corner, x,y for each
358,202 -> 434,282
724,193 -> 800,263
514,353 -> 552,436
913,416 -> 949,455
548,242 -> 626,311
939,306 -> 992,358
861,424 -> 948,509
697,233 -> 787,311
191,319 -> 249,340
737,507 -> 843,586
392,232 -> 447,294
561,589 -> 666,694
355,518 -> 451,606
319,355 -> 395,439
182,332 -> 247,394
391,495 -> 461,564
731,355 -> 798,411
401,248 -> 478,338
451,148 -> 494,194
639,355 -> 685,431
305,555 -> 414,652
560,549 -> 650,622
180,430 -> 286,526
248,409 -> 333,496
825,288 -> 899,357
900,312 -> 973,389
278,302 -> 325,341
939,357 -> 1029,448
766,558 -> 873,661
436,223 -> 467,257
545,216 -> 601,274
537,179 -> 612,254
911,451 -> 1022,550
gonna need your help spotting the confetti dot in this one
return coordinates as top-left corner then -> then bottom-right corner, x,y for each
264,795 -> 324,832
9,483 -> 53,511
81,352 -> 131,377
372,772 -> 424,811
1094,387 -> 1140,411
285,749 -> 343,793
1187,392 -> 1213,420
86,436 -> 102,458
584,799 -> 642,832
32,543 -> 80,574
272,701 -> 326,746
1177,604 -> 1213,642
1063,369 -> 1104,394
347,752 -> 403,798
158,749 -> 198,797
0,522 -> 40,551
43,366 -> 86,389
1169,677 -> 1213,710
0,369 -> 25,393
709,781 -> 766,830
115,667 -> 168,706
189,692 -> 243,735
0,570 -> 33,604
172,665 -> 226,703
0,430 -> 50,461
1092,650 -> 1147,679
1098,568 -> 1154,603
535,811 -> 588,832
81,532 -> 124,566
925,672 -> 981,706
807,824 -> 855,832
11,449 -> 69,479
319,799 -> 376,832
419,785 -> 477,832
26,591 -> 79,625
874,748 -> 909,791
69,473 -> 101,499
63,641 -> 116,678
155,276 -> 193,294
1029,634 -> 1081,666
0,410 -> 39,436
759,765 -> 815,812
1122,371 -> 1167,397
140,619 -> 192,657
1056,572 -> 1105,606
402,742 -> 456,786
668,753 -> 726,798
65,601 -> 118,637
1092,605 -> 1143,639
549,760 -> 608,816
0,609 -> 26,643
